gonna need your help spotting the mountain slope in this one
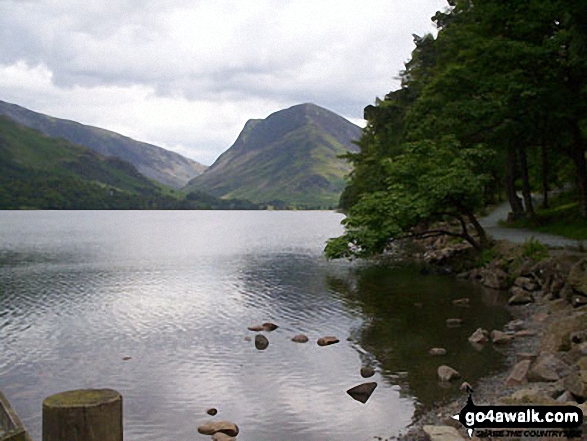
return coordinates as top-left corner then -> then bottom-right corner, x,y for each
184,103 -> 362,208
0,116 -> 176,209
0,100 -> 206,188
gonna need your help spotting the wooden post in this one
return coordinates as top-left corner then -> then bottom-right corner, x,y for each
42,389 -> 122,441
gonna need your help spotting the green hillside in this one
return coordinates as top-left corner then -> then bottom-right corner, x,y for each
0,100 -> 207,188
184,103 -> 361,208
0,116 -> 176,209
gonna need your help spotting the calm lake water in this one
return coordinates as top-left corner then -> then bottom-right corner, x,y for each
0,211 -> 510,441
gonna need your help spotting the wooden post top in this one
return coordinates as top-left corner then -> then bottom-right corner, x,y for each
43,389 -> 121,408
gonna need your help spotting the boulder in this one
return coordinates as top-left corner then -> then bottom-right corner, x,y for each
317,336 -> 339,347
422,425 -> 465,441
291,334 -> 309,343
468,328 -> 489,345
437,365 -> 460,382
505,360 -> 531,387
528,352 -> 570,382
262,322 -> 279,331
360,367 -> 375,378
198,421 -> 239,437
346,382 -> 377,404
206,408 -> 218,416
564,370 -> 587,398
506,319 -> 525,332
491,330 -> 514,345
508,287 -> 534,305
480,267 -> 509,290
569,258 -> 587,296
254,335 -> 269,350
514,276 -> 540,292
540,312 -> 587,352
429,348 -> 447,356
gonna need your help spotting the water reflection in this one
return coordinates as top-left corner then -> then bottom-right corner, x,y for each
326,264 -> 512,411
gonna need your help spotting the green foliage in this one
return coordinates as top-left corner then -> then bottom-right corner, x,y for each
326,138 -> 490,259
522,237 -> 549,261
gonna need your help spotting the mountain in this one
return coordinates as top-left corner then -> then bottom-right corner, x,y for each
0,100 -> 206,189
0,115 -> 176,209
184,103 -> 362,208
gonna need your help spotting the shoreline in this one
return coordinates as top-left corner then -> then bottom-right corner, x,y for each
396,240 -> 587,441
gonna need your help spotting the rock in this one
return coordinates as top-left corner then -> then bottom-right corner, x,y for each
468,328 -> 489,345
508,287 -> 534,305
505,360 -> 531,387
517,352 -> 538,363
346,382 -> 377,403
262,322 -> 278,331
317,336 -> 339,346
446,318 -> 463,327
197,421 -> 239,437
548,298 -> 568,313
243,336 -> 252,342
556,391 -> 576,403
248,322 -> 278,332
291,334 -> 309,343
564,370 -> 587,398
429,348 -> 447,356
506,319 -> 525,332
437,365 -> 460,382
514,330 -> 537,338
360,367 -> 375,378
562,342 -> 587,365
122,356 -> 132,361
480,267 -> 509,290
254,335 -> 269,350
422,425 -> 465,441
206,408 -> 218,416
528,352 -> 570,382
212,433 -> 236,441
514,276 -> 540,292
569,257 -> 587,296
501,388 -> 559,405
572,294 -> 587,308
540,312 -> 587,352
491,330 -> 514,344
451,298 -> 470,307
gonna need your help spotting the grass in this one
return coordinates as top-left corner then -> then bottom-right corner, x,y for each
501,191 -> 587,240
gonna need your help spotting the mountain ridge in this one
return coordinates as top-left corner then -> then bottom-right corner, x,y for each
184,103 -> 362,208
0,100 -> 206,188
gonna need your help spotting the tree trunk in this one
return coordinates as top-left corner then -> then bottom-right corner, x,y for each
541,140 -> 549,208
571,123 -> 587,218
505,145 -> 524,218
518,146 -> 534,217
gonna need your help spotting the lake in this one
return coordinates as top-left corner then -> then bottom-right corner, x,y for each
0,211 -> 510,441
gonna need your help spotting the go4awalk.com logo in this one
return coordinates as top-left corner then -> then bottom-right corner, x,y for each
453,391 -> 584,438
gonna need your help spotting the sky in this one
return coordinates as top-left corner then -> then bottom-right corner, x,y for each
0,0 -> 447,165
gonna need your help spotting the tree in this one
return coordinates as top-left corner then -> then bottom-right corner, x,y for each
326,137 -> 491,259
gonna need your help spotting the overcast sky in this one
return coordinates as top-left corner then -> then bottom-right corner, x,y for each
0,0 -> 447,165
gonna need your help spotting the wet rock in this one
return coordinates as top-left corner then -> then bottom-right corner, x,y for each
247,325 -> 265,332
346,382 -> 377,403
317,336 -> 339,346
508,287 -> 534,305
291,334 -> 309,343
122,356 -> 132,361
262,322 -> 278,331
451,298 -> 470,307
505,360 -> 531,387
254,335 -> 269,350
564,370 -> 587,398
528,352 -> 570,382
491,330 -> 514,345
437,365 -> 460,382
446,318 -> 463,328
206,408 -> 218,416
422,425 -> 465,441
468,328 -> 489,345
197,421 -> 239,437
480,266 -> 509,290
360,367 -> 375,378
429,348 -> 447,356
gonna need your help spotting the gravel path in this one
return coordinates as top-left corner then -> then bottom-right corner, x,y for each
479,201 -> 582,248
